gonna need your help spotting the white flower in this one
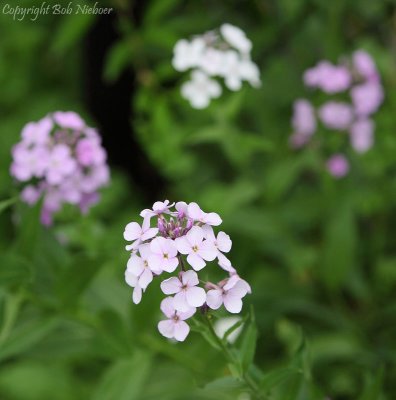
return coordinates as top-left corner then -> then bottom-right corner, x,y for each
172,38 -> 206,71
199,48 -> 224,76
221,51 -> 261,90
220,23 -> 252,54
181,70 -> 222,109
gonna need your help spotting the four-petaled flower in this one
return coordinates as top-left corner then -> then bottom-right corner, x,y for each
187,202 -> 222,226
206,275 -> 250,313
161,270 -> 206,311
124,217 -> 159,251
176,226 -> 217,271
203,225 -> 233,271
140,200 -> 174,219
158,297 -> 196,342
149,237 -> 179,272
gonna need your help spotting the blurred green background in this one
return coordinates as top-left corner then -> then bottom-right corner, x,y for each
1,0 -> 396,399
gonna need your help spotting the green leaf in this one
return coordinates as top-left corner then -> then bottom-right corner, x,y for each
103,40 -> 132,83
260,367 -> 300,392
56,254 -> 100,307
0,317 -> 59,362
321,200 -> 356,290
359,367 -> 384,400
0,252 -> 32,287
93,352 -> 152,400
239,314 -> 258,373
0,197 -> 17,214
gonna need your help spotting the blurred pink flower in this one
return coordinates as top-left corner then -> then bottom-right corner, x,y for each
326,154 -> 349,178
350,119 -> 374,153
319,101 -> 354,130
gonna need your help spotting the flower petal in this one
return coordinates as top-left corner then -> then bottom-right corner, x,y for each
158,320 -> 175,339
173,291 -> 190,312
123,222 -> 141,241
125,269 -> 138,287
175,237 -> 191,254
187,226 -> 204,245
217,231 -> 232,252
174,321 -> 190,341
161,277 -> 182,295
181,270 -> 199,287
141,227 -> 159,241
204,212 -> 222,226
127,254 -> 144,276
187,253 -> 206,271
206,289 -> 223,310
132,286 -> 142,304
186,286 -> 206,307
223,294 -> 243,313
162,256 -> 179,273
187,202 -> 203,220
160,297 -> 175,318
139,268 -> 153,290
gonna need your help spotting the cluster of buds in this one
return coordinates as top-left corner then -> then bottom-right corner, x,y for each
124,201 -> 251,342
172,24 -> 261,109
290,50 -> 384,178
10,111 -> 109,225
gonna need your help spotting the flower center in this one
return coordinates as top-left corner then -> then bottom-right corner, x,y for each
163,253 -> 169,259
192,245 -> 199,252
144,260 -> 148,268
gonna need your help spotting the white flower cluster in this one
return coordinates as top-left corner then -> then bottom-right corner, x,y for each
123,200 -> 251,342
172,24 -> 261,109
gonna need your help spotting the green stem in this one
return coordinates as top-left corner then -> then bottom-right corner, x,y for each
178,254 -> 186,272
202,314 -> 265,400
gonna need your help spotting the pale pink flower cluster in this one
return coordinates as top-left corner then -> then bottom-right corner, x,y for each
173,24 -> 261,109
10,111 -> 110,225
290,50 -> 384,178
124,200 -> 251,342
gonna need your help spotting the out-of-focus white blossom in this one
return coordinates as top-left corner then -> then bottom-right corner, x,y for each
172,24 -> 260,109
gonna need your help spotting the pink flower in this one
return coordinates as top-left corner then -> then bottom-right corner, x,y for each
161,270 -> 206,311
126,244 -> 159,296
76,137 -> 106,167
21,117 -> 52,145
203,225 -> 233,271
187,202 -> 222,226
353,50 -> 379,82
326,154 -> 349,178
175,226 -> 217,270
304,61 -> 351,93
149,237 -> 179,272
20,185 -> 42,205
140,200 -> 174,219
350,119 -> 374,153
10,145 -> 49,181
53,111 -> 85,130
124,269 -> 143,304
351,82 -> 384,116
206,276 -> 250,313
46,144 -> 76,184
158,297 -> 195,342
292,99 -> 316,137
124,217 -> 159,251
318,101 -> 354,131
